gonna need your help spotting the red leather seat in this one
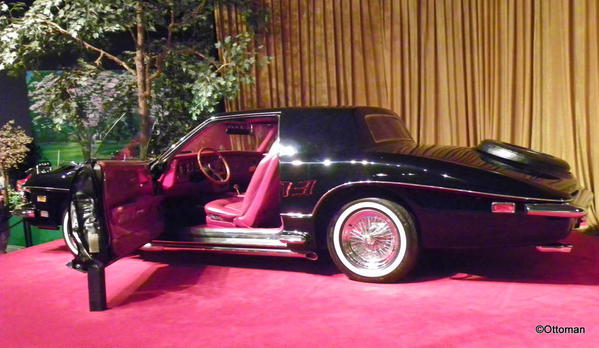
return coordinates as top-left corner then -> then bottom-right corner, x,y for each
204,153 -> 280,228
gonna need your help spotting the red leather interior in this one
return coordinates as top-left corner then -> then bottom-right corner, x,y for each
205,153 -> 280,228
256,126 -> 278,153
99,161 -> 164,258
202,196 -> 243,227
160,151 -> 264,196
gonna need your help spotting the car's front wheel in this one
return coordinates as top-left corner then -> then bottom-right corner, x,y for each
327,198 -> 419,283
62,202 -> 79,255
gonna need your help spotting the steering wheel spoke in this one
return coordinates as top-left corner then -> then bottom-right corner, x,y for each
197,147 -> 231,184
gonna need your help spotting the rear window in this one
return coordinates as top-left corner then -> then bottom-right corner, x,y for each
364,114 -> 413,143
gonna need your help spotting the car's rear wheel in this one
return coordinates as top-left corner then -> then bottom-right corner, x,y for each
327,198 -> 419,283
62,202 -> 79,255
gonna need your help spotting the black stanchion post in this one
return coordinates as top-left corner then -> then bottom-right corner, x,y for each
23,220 -> 33,247
87,261 -> 107,311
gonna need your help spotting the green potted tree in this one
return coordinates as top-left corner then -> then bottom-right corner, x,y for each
0,120 -> 32,253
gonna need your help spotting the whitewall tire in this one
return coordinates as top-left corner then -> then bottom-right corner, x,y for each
62,202 -> 79,255
327,198 -> 419,283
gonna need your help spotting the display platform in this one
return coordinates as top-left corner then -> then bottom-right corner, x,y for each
1,232 -> 599,347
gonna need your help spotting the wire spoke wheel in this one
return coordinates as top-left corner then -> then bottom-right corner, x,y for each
328,198 -> 419,283
341,209 -> 400,271
62,202 -> 79,255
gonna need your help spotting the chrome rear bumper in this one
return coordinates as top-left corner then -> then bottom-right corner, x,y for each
12,205 -> 35,218
525,203 -> 586,218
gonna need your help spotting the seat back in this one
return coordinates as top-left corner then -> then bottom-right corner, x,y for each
234,152 -> 280,228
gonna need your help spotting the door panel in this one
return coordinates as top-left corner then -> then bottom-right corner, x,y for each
99,161 -> 164,259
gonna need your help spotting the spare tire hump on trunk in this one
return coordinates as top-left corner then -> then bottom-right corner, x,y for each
476,140 -> 570,175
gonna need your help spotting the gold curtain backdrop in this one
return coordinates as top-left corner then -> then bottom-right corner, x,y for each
215,0 -> 599,227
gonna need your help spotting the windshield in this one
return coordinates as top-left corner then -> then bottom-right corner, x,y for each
180,117 -> 278,154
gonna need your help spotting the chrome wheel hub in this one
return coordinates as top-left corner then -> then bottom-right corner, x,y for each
69,202 -> 79,231
63,202 -> 80,255
340,209 -> 400,271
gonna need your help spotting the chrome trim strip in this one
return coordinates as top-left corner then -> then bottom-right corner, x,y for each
190,237 -> 287,248
24,186 -> 70,192
13,208 -> 35,218
190,226 -> 282,235
312,180 -> 569,215
280,231 -> 310,245
186,227 -> 308,247
281,213 -> 313,219
144,242 -> 318,260
536,243 -> 573,253
525,204 -> 586,218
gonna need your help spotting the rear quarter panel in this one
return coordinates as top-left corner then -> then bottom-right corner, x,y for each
278,108 -> 574,249
23,166 -> 77,229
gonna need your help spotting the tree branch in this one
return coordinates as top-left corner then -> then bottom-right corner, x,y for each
41,20 -> 136,75
167,2 -> 175,47
148,55 -> 164,83
173,48 -> 212,62
213,63 -> 231,75
169,0 -> 208,32
149,3 -> 176,83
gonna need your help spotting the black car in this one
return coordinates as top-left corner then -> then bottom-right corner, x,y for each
20,107 -> 592,283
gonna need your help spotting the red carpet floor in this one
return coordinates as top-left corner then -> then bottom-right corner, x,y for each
1,232 -> 599,347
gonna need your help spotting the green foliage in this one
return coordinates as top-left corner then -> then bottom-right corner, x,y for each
28,64 -> 138,159
0,0 -> 135,72
189,32 -> 256,117
0,120 -> 32,207
1,0 -> 269,157
0,121 -> 32,171
6,186 -> 26,212
148,32 -> 263,154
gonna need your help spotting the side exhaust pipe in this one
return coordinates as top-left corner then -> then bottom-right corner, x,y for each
304,251 -> 318,261
536,243 -> 573,253
142,242 -> 319,260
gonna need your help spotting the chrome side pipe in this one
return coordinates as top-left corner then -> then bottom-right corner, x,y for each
536,243 -> 573,253
142,242 -> 319,260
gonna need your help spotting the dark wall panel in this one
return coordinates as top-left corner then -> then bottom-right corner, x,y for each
0,72 -> 32,135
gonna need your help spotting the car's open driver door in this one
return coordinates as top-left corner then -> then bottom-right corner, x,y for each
66,161 -> 164,310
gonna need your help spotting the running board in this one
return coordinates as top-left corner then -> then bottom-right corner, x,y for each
143,241 -> 318,260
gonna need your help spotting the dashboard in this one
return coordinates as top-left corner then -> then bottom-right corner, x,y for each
160,151 -> 265,196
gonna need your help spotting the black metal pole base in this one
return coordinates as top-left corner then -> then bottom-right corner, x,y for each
87,261 -> 107,311
23,221 -> 33,247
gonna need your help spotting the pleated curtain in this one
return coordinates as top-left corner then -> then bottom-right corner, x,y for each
216,0 -> 599,228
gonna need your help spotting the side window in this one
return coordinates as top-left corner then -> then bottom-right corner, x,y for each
229,122 -> 277,152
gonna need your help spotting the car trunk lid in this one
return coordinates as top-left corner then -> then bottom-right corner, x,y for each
383,143 -> 580,199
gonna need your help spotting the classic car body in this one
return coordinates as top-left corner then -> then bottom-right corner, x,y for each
21,107 -> 593,283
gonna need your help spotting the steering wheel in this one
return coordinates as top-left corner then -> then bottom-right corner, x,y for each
196,147 -> 231,184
